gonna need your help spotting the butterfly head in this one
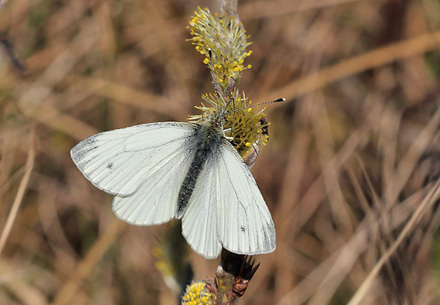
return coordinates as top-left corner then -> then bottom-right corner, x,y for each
188,94 -> 283,156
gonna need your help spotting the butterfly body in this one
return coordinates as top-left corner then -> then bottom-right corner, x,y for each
177,120 -> 224,217
71,117 -> 276,259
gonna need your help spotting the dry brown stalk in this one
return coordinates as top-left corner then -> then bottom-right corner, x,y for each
0,127 -> 35,255
51,220 -> 126,305
265,31 -> 440,105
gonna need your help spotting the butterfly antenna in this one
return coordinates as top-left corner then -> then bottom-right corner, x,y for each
255,97 -> 286,107
227,97 -> 285,114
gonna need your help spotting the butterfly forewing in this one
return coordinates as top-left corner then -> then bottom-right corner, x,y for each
71,122 -> 195,197
112,136 -> 196,225
217,142 -> 276,255
181,139 -> 276,258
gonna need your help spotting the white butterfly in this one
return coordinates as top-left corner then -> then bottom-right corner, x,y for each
70,112 -> 276,259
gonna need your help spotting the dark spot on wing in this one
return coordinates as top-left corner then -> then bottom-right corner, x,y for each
107,162 -> 113,169
241,225 -> 246,232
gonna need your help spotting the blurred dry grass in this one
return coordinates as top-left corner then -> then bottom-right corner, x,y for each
2,0 -> 440,304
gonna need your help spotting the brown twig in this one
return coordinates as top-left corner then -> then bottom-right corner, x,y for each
208,251 -> 260,305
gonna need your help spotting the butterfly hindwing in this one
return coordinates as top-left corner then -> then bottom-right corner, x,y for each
181,158 -> 222,258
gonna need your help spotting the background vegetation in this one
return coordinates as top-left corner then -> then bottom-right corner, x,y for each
1,0 -> 440,304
